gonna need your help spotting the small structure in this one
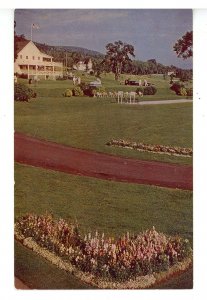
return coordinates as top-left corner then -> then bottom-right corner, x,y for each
14,40 -> 63,80
89,78 -> 102,87
73,58 -> 93,72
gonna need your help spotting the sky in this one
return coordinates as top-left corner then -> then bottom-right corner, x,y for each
15,9 -> 192,69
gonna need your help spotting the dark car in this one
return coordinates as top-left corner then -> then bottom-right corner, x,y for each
125,80 -> 139,86
125,79 -> 153,86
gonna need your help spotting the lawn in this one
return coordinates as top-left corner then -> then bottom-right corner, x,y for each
15,74 -> 193,289
15,87 -> 192,165
19,72 -> 192,100
15,163 -> 193,289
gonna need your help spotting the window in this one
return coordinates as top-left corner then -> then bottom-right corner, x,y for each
38,57 -> 40,60
20,55 -> 22,59
43,57 -> 52,62
26,56 -> 28,59
32,56 -> 35,60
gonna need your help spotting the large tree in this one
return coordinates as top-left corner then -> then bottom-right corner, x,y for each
173,31 -> 193,59
104,40 -> 135,80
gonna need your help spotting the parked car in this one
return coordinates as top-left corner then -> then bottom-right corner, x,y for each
125,79 -> 153,86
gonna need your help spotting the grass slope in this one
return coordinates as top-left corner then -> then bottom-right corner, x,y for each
15,163 -> 193,289
15,163 -> 193,241
15,91 -> 192,165
19,73 -> 192,100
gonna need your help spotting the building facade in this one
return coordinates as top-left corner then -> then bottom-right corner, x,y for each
14,40 -> 63,79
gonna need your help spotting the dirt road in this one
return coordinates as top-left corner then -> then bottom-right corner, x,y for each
14,132 -> 192,190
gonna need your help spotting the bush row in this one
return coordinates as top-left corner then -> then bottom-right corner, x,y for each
170,82 -> 193,96
106,139 -> 192,156
63,84 -> 105,98
15,213 -> 192,283
14,83 -> 37,102
63,83 -> 157,98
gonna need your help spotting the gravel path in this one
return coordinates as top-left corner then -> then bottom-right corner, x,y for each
121,99 -> 193,105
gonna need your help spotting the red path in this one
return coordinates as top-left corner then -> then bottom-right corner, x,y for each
14,132 -> 192,190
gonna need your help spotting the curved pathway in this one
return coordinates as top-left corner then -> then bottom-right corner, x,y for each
14,132 -> 192,190
138,99 -> 193,105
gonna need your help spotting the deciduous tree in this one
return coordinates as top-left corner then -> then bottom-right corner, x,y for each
173,31 -> 193,59
104,40 -> 135,80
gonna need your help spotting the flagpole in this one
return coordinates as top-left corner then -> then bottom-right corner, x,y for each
31,24 -> 33,41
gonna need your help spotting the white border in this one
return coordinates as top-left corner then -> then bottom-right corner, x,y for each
0,2 -> 207,300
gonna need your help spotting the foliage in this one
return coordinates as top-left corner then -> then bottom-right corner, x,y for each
15,213 -> 192,282
17,73 -> 28,79
178,70 -> 192,82
173,31 -> 193,59
96,87 -> 106,93
136,85 -> 157,95
79,83 -> 106,97
143,86 -> 157,95
72,86 -> 84,96
14,83 -> 36,102
63,88 -> 73,97
136,87 -> 144,94
186,88 -> 193,97
170,81 -> 193,97
180,87 -> 187,97
170,82 -> 185,95
79,83 -> 96,97
104,40 -> 135,80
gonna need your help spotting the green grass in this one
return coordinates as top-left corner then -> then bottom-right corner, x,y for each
15,74 -> 193,288
15,163 -> 193,242
15,241 -> 93,289
19,73 -> 192,100
15,163 -> 193,288
15,93 -> 192,165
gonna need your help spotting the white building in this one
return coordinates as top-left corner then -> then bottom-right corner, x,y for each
73,58 -> 93,72
14,40 -> 63,80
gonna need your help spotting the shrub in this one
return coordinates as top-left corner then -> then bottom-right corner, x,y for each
63,88 -> 73,97
80,84 -> 106,97
136,87 -> 144,94
143,85 -> 157,95
72,86 -> 84,96
17,73 -> 28,79
85,86 -> 97,97
186,88 -> 193,97
96,87 -> 106,94
14,83 -> 36,102
170,82 -> 185,95
180,87 -> 187,97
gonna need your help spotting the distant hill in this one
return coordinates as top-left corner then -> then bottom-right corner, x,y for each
34,42 -> 104,58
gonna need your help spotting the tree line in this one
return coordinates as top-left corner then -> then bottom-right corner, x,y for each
14,30 -> 192,81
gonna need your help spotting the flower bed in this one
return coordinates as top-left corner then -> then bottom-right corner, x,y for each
106,139 -> 192,157
15,213 -> 192,289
